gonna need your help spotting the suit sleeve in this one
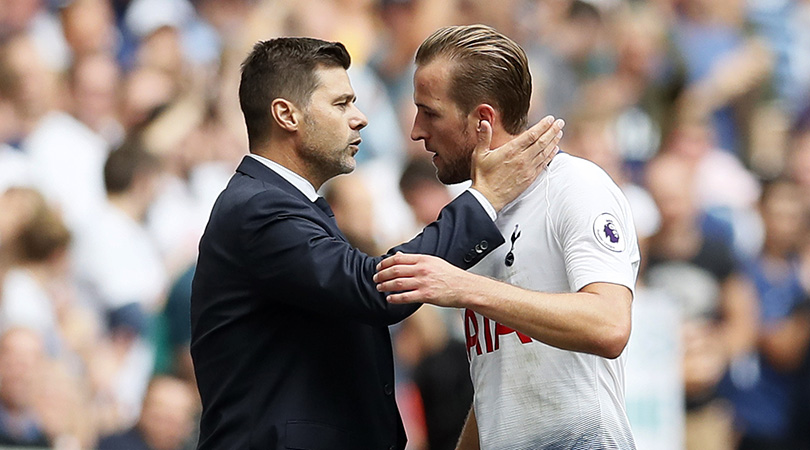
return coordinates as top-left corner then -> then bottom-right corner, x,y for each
242,191 -> 505,325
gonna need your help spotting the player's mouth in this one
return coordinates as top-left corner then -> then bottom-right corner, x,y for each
349,138 -> 361,155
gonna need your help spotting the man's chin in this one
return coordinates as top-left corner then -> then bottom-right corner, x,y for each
436,171 -> 467,185
341,159 -> 356,174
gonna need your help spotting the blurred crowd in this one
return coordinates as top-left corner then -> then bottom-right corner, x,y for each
0,0 -> 809,449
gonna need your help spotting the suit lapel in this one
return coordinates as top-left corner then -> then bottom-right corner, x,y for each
235,156 -> 349,240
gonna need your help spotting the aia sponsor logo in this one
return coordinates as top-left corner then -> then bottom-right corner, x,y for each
465,309 -> 533,358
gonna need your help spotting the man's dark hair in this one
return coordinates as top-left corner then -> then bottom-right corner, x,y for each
104,142 -> 161,195
238,37 -> 351,151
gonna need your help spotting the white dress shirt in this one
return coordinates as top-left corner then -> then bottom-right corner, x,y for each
248,153 -> 496,219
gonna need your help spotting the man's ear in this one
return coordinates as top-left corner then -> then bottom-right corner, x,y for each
271,98 -> 301,132
473,104 -> 496,130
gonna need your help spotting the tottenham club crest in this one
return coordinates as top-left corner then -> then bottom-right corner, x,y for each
592,213 -> 625,252
504,224 -> 521,266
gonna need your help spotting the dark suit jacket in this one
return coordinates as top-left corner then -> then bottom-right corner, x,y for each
190,156 -> 502,450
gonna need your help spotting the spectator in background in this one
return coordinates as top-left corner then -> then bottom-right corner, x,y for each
644,153 -> 759,450
120,66 -> 178,133
97,375 -> 198,450
72,143 -> 167,428
0,33 -> 59,138
369,0 -> 457,115
0,188 -> 74,358
59,0 -> 119,59
394,306 -> 472,450
668,0 -> 773,159
788,108 -> 810,211
0,38 -> 31,189
721,179 -> 810,450
518,0 -> 612,121
66,52 -> 125,146
0,327 -> 50,448
0,188 -> 40,292
33,358 -> 96,449
323,173 -> 381,255
0,32 -> 111,233
791,2 -> 810,117
0,191 -> 106,445
139,99 -> 234,277
0,0 -> 70,70
153,263 -> 195,384
663,116 -> 762,259
398,157 -> 453,230
585,2 -> 676,174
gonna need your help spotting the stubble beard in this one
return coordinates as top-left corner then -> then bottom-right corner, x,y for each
301,114 -> 357,182
436,125 -> 474,185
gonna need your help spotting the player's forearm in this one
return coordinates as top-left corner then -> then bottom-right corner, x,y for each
455,407 -> 480,450
461,278 -> 632,359
375,254 -> 632,357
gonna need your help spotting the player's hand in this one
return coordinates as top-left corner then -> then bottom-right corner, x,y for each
374,252 -> 472,307
471,115 -> 564,211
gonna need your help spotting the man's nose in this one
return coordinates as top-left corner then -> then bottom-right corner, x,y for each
410,119 -> 426,141
351,105 -> 368,130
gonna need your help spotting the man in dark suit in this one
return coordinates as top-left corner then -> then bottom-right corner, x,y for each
190,37 -> 563,450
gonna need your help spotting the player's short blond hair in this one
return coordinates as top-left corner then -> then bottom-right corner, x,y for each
415,25 -> 532,135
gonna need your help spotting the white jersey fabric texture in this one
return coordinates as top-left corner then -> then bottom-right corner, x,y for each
466,152 -> 640,450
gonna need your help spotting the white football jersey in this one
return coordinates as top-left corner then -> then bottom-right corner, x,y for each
466,153 -> 640,450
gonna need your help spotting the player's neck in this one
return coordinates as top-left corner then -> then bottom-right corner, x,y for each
489,129 -> 518,149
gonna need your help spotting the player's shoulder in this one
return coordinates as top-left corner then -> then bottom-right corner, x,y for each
548,152 -> 621,195
551,152 -> 612,177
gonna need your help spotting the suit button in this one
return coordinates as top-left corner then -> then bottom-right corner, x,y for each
474,244 -> 483,254
384,383 -> 393,395
463,253 -> 473,263
480,240 -> 488,250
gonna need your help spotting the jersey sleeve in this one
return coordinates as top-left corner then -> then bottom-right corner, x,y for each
550,162 -> 640,295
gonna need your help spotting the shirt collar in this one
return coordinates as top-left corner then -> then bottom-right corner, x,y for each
248,153 -> 319,202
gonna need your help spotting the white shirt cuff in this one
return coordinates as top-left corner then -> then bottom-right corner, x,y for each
467,188 -> 497,221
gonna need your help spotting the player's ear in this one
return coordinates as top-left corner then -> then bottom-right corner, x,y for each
271,98 -> 301,132
473,104 -> 496,129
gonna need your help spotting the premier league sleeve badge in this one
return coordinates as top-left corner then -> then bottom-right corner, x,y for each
592,213 -> 625,252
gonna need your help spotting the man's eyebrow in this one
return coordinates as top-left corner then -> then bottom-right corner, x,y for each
335,93 -> 356,102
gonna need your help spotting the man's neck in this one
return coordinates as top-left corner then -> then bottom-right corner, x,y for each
489,130 -> 518,150
252,140 -> 324,190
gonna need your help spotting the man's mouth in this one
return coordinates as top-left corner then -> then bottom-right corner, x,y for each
349,138 -> 361,154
